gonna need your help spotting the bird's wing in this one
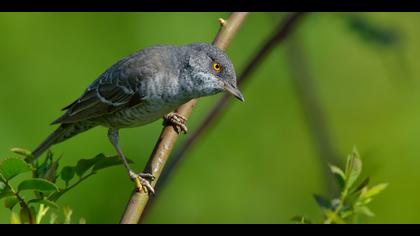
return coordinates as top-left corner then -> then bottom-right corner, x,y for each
51,58 -> 148,125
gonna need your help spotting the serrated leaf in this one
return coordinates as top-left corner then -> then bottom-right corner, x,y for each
10,211 -> 21,224
75,154 -> 105,177
345,148 -> 362,189
92,155 -> 133,172
28,199 -> 59,209
4,196 -> 19,209
313,194 -> 332,210
0,158 -> 32,181
18,178 -> 58,193
61,166 -> 75,184
360,183 -> 388,200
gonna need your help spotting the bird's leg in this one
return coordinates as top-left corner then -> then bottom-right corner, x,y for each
107,128 -> 155,194
163,112 -> 188,134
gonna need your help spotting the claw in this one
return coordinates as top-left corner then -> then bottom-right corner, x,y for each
164,112 -> 188,134
139,172 -> 156,181
129,171 -> 155,195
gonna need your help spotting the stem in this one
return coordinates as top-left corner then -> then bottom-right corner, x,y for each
4,180 -> 34,224
119,12 -> 249,224
323,189 -> 348,224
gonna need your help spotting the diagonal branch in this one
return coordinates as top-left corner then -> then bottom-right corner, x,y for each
119,12 -> 249,224
141,12 -> 307,219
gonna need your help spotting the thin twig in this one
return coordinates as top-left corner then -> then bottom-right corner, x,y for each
119,12 -> 249,224
142,12 -> 307,219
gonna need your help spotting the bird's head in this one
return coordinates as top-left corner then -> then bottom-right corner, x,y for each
184,43 -> 244,102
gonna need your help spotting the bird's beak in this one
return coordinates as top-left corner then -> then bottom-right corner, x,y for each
224,82 -> 245,102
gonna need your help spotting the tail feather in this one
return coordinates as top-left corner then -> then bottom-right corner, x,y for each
28,122 -> 96,163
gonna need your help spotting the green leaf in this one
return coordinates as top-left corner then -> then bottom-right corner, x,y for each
28,199 -> 59,209
4,196 -> 19,209
36,151 -> 60,182
0,157 -> 32,181
61,166 -> 75,184
18,178 -> 58,193
340,209 -> 353,219
313,194 -> 332,210
353,177 -> 370,194
355,206 -> 375,217
10,147 -> 33,158
0,188 -> 14,200
360,183 -> 388,200
92,155 -> 133,172
330,164 -> 345,179
345,148 -> 362,189
329,164 -> 346,191
75,154 -> 105,177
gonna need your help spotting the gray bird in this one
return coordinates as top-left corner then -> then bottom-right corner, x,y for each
28,43 -> 244,193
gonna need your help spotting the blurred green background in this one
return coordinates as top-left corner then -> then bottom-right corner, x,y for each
0,12 -> 419,223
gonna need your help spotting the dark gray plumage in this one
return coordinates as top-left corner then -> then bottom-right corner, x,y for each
30,43 -> 244,193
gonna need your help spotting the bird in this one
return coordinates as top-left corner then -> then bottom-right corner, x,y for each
27,42 -> 244,194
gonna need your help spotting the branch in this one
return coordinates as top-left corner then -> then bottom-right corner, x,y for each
119,12 -> 249,224
140,12 -> 307,219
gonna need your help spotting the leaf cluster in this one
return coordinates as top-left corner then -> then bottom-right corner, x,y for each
292,148 -> 388,224
0,148 -> 131,224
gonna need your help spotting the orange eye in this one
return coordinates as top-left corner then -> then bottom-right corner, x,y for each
213,63 -> 221,72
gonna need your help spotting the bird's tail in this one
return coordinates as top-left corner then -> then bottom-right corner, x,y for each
28,122 -> 96,163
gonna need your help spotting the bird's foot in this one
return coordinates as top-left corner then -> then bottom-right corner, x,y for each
163,112 -> 188,134
129,170 -> 156,195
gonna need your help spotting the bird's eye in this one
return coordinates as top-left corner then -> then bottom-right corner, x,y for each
213,62 -> 222,72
